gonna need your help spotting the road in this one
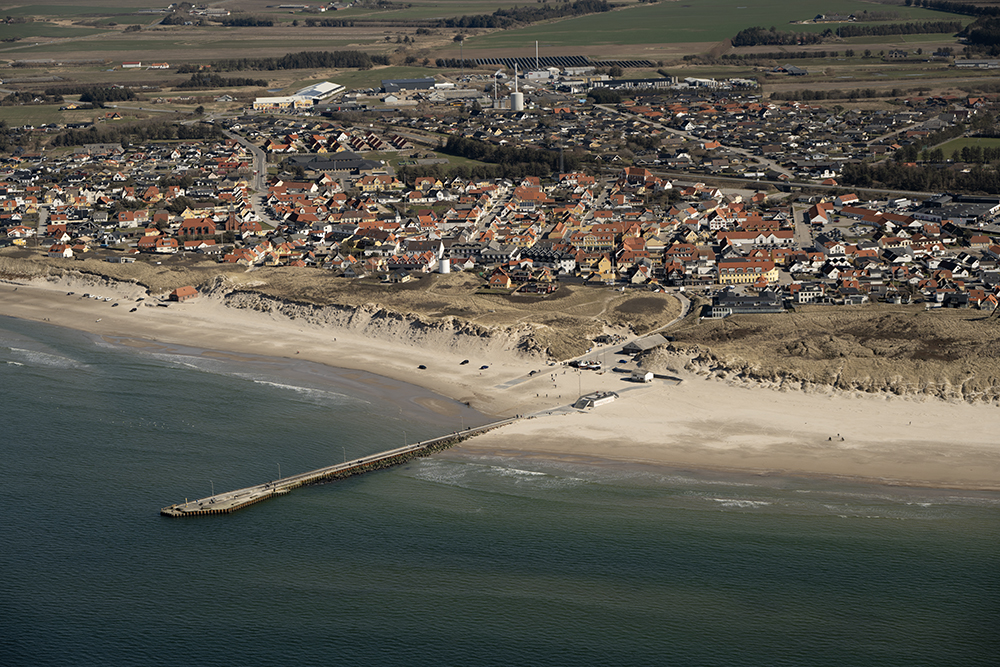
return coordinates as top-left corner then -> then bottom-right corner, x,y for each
792,203 -> 812,249
109,105 -> 181,114
37,205 -> 48,238
572,290 -> 691,365
222,128 -> 267,192
476,185 -> 512,229
495,290 -> 693,391
219,127 -> 275,224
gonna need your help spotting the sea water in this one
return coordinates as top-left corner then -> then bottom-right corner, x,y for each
2,315 -> 998,667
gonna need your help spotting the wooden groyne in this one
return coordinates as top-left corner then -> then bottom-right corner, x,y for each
160,418 -> 517,517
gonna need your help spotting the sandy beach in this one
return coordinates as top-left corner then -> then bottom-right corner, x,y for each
3,275 -> 1000,490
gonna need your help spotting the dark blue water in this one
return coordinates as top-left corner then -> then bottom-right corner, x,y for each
2,316 -> 998,666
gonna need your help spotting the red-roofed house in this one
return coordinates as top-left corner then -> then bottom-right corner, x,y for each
169,286 -> 198,302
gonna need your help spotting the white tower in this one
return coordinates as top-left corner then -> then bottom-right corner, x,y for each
510,64 -> 524,111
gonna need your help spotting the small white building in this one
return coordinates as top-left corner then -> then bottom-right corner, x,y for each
48,243 -> 73,259
573,391 -> 619,409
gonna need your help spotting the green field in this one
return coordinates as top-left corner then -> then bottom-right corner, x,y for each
237,0 -> 586,22
0,23 -> 103,39
341,1 -> 599,22
936,137 -> 1000,154
11,36 -> 362,58
840,32 -> 967,45
0,104 -> 75,125
0,103 -> 185,125
92,14 -> 161,26
466,0 -> 970,50
0,0 -> 168,18
0,3 -> 165,17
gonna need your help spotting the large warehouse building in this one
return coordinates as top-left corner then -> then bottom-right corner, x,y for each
253,81 -> 345,111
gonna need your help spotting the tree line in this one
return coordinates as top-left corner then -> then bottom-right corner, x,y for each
434,58 -> 478,69
905,0 -> 1000,18
847,10 -> 901,21
176,73 -> 269,89
302,18 -> 356,27
81,88 -> 137,104
722,50 -> 846,61
835,20 -> 962,38
731,26 -> 824,47
398,161 -> 554,183
770,87 -> 907,101
961,17 -> 1000,49
1,91 -> 63,106
841,160 -> 1000,194
732,20 -> 960,47
436,0 -> 610,30
40,85 -> 139,103
183,50 -> 390,72
162,12 -> 274,26
587,88 -> 622,104
440,135 -> 580,175
45,120 -> 222,148
219,15 -> 273,27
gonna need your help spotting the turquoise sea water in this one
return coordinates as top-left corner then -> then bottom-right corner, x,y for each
2,315 -> 999,666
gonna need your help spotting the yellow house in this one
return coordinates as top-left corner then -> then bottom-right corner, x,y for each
179,207 -> 214,219
680,229 -> 700,244
595,255 -> 615,282
717,260 -> 778,285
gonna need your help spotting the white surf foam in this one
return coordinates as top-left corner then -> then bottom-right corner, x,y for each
712,498 -> 772,509
8,347 -> 87,370
251,379 -> 353,404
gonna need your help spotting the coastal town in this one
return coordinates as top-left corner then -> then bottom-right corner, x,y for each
5,5 -> 1000,665
4,68 -> 1000,322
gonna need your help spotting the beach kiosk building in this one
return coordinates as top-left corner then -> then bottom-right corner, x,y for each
573,391 -> 619,409
169,286 -> 198,302
621,333 -> 668,355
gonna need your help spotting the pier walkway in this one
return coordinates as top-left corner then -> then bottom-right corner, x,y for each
160,418 -> 517,517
